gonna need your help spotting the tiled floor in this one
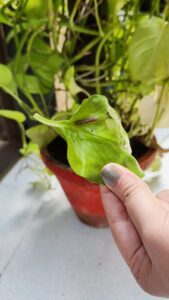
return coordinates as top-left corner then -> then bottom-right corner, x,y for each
0,129 -> 169,300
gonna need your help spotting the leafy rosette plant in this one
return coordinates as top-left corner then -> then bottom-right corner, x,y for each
0,0 -> 169,185
34,95 -> 144,183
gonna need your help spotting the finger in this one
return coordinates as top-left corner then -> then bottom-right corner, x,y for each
156,190 -> 169,203
101,163 -> 158,236
100,185 -> 147,277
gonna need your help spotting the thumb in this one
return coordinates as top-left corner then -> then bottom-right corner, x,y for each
101,163 -> 158,236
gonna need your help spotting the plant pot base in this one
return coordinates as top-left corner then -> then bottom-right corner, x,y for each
74,210 -> 108,228
41,147 -> 158,228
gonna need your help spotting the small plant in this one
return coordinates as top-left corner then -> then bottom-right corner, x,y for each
0,0 -> 169,182
34,95 -> 144,182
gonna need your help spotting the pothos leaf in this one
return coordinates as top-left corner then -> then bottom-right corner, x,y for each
0,109 -> 26,123
129,18 -> 169,84
0,64 -> 17,94
24,0 -> 48,19
63,66 -> 82,97
26,125 -> 58,148
16,74 -> 41,94
34,95 -> 144,183
139,85 -> 169,128
30,38 -> 64,92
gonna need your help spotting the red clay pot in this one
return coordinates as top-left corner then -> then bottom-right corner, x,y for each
138,148 -> 158,170
41,148 -> 157,228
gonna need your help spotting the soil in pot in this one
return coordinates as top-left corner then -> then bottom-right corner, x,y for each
130,137 -> 158,170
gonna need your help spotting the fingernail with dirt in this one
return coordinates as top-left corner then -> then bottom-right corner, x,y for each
101,164 -> 121,187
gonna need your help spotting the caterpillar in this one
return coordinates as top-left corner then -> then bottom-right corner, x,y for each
75,116 -> 98,126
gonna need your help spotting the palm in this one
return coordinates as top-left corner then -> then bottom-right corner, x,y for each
101,185 -> 169,296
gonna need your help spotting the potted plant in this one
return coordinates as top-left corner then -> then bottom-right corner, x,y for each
0,0 -> 169,227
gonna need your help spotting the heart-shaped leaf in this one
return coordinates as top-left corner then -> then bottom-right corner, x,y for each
34,95 -> 144,183
29,38 -> 64,92
129,18 -> 169,84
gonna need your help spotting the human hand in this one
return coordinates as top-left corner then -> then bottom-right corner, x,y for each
100,163 -> 169,298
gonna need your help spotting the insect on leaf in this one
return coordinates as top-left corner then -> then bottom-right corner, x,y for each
34,95 -> 144,183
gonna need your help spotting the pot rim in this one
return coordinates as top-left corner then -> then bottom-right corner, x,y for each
41,147 -> 72,171
41,145 -> 158,174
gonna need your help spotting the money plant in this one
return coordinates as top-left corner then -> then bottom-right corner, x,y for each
0,0 -> 169,183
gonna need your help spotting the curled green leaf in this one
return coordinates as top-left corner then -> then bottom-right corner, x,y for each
34,95 -> 144,183
0,109 -> 26,123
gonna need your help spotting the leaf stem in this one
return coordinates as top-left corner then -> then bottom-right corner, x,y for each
148,83 -> 166,142
18,123 -> 27,148
70,36 -> 100,64
14,29 -> 30,72
95,28 -> 114,94
4,87 -> 33,118
69,24 -> 98,36
69,0 -> 81,25
93,0 -> 104,37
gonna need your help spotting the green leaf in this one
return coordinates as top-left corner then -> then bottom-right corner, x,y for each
108,0 -> 127,20
0,12 -> 12,26
0,64 -> 16,91
0,109 -> 26,123
129,18 -> 169,84
139,85 -> 169,128
150,154 -> 161,172
26,125 -> 58,148
30,38 -> 64,92
10,55 -> 28,74
25,0 -> 48,19
20,142 -> 40,156
16,74 -> 41,94
34,95 -> 144,183
0,64 -> 17,94
64,66 -> 82,96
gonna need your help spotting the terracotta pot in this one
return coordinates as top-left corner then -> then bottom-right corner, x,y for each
41,148 -> 157,228
138,149 -> 158,170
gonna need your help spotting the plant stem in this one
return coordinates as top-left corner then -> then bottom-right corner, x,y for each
70,36 -> 100,64
128,95 -> 140,117
39,93 -> 49,116
148,83 -> 166,142
80,88 -> 90,97
163,3 -> 169,20
23,91 -> 44,115
48,0 -> 54,27
76,62 -> 112,72
18,123 -> 27,148
93,0 -> 104,37
95,28 -> 114,93
69,24 -> 98,36
14,29 -> 30,72
79,78 -> 129,88
27,26 -> 43,56
4,87 -> 33,118
78,72 -> 107,83
69,0 -> 81,25
48,0 -> 58,50
13,22 -> 19,48
151,0 -> 160,16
